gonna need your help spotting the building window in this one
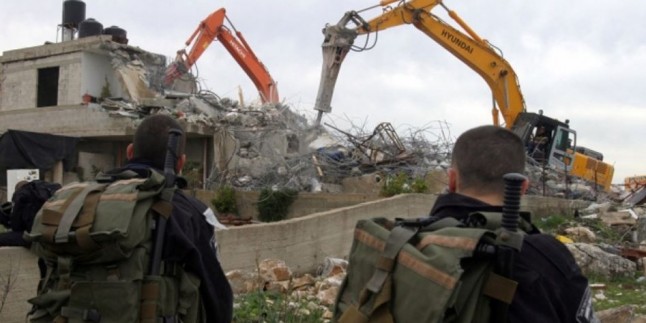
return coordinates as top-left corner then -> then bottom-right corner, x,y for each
37,67 -> 60,107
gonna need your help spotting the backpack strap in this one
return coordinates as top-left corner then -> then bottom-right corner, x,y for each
366,226 -> 417,293
422,216 -> 462,232
339,226 -> 417,323
467,212 -> 528,251
53,183 -> 108,244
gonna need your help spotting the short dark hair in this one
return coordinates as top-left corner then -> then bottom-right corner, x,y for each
451,125 -> 525,194
132,114 -> 185,169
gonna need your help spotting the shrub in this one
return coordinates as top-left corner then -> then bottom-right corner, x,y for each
211,186 -> 238,216
380,172 -> 429,197
257,188 -> 298,222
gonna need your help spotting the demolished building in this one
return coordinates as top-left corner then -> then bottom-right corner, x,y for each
0,2 -> 628,205
0,35 -> 216,198
0,24 -> 321,202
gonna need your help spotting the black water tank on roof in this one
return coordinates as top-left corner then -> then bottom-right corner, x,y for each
62,0 -> 86,28
78,18 -> 103,38
103,25 -> 128,44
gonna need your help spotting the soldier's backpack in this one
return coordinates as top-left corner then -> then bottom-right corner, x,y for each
333,175 -> 533,323
25,169 -> 203,323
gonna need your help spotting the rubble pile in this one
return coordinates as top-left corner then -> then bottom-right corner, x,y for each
227,258 -> 348,321
95,45 -> 630,202
524,159 -> 616,202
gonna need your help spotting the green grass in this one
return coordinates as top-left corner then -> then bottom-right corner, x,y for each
587,273 -> 646,315
533,214 -> 570,233
233,291 -> 328,323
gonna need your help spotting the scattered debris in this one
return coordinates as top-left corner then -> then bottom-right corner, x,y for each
89,40 -> 642,205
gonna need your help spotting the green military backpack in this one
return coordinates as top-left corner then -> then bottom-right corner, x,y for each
334,174 -> 532,323
25,169 -> 202,323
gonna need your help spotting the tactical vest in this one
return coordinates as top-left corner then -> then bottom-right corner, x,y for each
334,212 -> 534,323
25,170 -> 202,323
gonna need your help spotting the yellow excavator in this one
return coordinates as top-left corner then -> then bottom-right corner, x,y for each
313,0 -> 614,191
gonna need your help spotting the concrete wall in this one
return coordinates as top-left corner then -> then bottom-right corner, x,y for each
0,106 -> 137,136
0,106 -> 215,138
193,188 -> 588,222
192,190 -> 383,220
216,194 -> 591,273
81,52 -> 122,99
0,51 -> 83,111
0,247 -> 40,322
217,193 -> 436,273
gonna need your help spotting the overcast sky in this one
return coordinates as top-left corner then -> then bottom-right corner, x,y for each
1,0 -> 645,184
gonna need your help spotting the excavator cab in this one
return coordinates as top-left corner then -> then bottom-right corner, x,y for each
548,125 -> 576,171
511,112 -> 574,172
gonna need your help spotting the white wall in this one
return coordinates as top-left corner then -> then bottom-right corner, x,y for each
81,52 -> 121,99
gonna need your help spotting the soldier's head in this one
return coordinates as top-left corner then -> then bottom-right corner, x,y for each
448,125 -> 527,203
127,114 -> 186,172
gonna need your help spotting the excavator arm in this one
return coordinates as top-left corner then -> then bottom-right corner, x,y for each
314,0 -> 614,191
314,0 -> 525,127
164,8 -> 279,104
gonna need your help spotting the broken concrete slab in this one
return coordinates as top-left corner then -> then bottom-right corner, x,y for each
625,186 -> 646,206
600,211 -> 637,226
566,243 -> 636,278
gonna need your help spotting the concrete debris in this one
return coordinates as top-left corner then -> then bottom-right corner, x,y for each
98,46 -> 641,204
600,211 -> 638,226
258,259 -> 292,283
227,258 -> 346,319
226,269 -> 259,295
564,226 -> 597,243
566,243 -> 636,278
625,186 -> 646,206
317,257 -> 348,278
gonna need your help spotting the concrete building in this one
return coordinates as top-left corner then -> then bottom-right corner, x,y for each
0,35 -> 215,200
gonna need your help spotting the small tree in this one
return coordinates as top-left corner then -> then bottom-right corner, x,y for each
211,186 -> 238,216
257,188 -> 298,222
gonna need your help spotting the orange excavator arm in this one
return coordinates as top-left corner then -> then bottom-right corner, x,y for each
164,8 -> 279,104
